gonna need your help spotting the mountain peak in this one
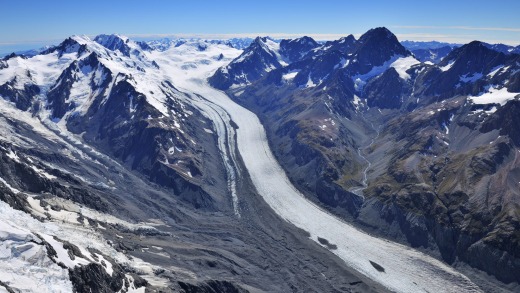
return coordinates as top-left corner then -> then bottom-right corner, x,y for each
439,40 -> 505,68
352,27 -> 410,73
339,35 -> 356,43
249,37 -> 274,52
42,36 -> 88,56
253,36 -> 269,45
466,40 -> 486,48
454,40 -> 504,55
209,36 -> 282,89
94,34 -> 128,44
294,36 -> 318,46
319,35 -> 356,54
94,34 -> 132,56
279,36 -> 319,62
358,27 -> 398,44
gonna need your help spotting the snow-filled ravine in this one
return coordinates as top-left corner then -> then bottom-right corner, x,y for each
154,45 -> 482,292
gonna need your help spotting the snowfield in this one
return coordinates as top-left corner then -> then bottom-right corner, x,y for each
153,44 -> 482,292
469,86 -> 519,106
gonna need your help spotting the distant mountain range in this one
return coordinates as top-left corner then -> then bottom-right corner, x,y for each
401,40 -> 520,64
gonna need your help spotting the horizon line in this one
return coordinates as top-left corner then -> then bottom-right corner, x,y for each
0,32 -> 519,51
394,25 -> 520,33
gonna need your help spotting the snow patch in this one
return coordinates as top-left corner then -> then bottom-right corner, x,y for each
469,86 -> 519,106
29,165 -> 57,180
352,94 -> 363,111
460,72 -> 483,83
390,56 -> 420,80
305,74 -> 316,87
352,55 -> 414,90
440,60 -> 455,71
282,70 -> 299,81
5,148 -> 20,162
487,65 -> 504,78
0,176 -> 20,194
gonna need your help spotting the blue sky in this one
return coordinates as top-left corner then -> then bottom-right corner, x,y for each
1,0 -> 520,54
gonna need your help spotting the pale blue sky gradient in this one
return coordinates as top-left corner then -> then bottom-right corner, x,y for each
1,0 -> 519,54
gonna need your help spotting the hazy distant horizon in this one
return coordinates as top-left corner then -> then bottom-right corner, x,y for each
2,0 -> 520,54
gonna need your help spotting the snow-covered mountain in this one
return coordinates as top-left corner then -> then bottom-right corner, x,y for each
0,34 -> 243,292
209,36 -> 288,89
1,28 -> 519,293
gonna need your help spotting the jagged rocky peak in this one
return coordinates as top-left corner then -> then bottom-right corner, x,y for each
249,36 -> 279,57
354,27 -> 410,67
321,34 -> 356,53
209,36 -> 284,89
59,36 -> 84,52
438,40 -> 507,73
253,36 -> 269,44
229,36 -> 278,65
1,52 -> 18,61
94,34 -> 129,47
280,36 -> 319,62
79,51 -> 102,68
42,36 -> 89,57
357,26 -> 398,43
94,34 -> 133,56
45,52 -> 113,119
339,34 -> 356,44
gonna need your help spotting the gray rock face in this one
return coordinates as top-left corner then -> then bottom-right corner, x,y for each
364,68 -> 407,109
69,263 -> 126,293
176,280 -> 247,293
